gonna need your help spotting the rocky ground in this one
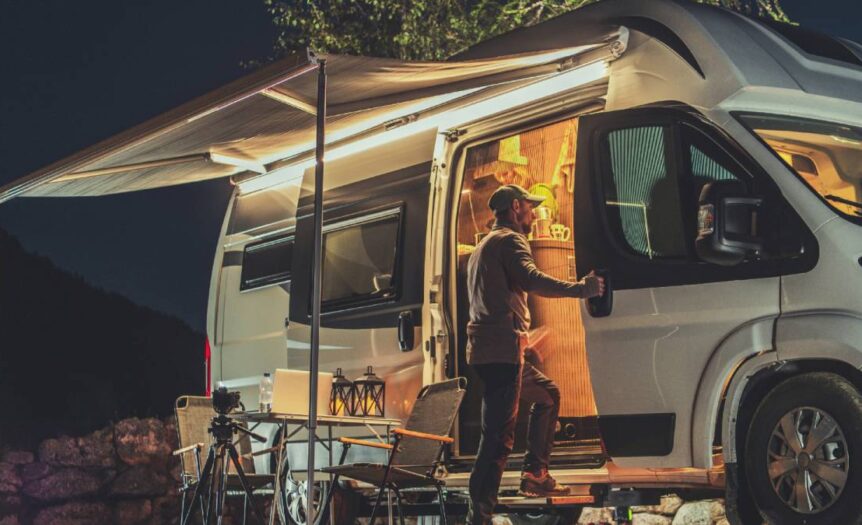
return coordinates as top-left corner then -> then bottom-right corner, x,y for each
1,419 -> 730,525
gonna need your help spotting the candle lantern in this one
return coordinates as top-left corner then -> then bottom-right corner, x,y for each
354,366 -> 385,417
330,368 -> 355,416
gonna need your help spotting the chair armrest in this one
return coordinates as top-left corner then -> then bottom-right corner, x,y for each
173,443 -> 204,456
339,437 -> 393,450
392,428 -> 454,444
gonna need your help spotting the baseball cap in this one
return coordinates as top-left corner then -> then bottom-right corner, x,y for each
488,184 -> 546,212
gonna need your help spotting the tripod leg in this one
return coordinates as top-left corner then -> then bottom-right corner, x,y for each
182,447 -> 216,525
228,444 -> 267,524
216,446 -> 230,525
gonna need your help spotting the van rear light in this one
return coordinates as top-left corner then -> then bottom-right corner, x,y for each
204,337 -> 212,396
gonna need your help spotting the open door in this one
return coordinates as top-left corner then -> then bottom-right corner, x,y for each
573,106 -> 784,467
453,115 -> 604,466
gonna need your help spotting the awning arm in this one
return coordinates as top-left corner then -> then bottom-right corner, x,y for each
261,87 -> 317,115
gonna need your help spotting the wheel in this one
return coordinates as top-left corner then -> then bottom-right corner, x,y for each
744,372 -> 862,524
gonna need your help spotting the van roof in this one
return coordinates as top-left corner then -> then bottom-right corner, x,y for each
2,0 -> 860,202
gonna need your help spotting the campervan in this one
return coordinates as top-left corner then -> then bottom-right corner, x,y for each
5,0 -> 862,522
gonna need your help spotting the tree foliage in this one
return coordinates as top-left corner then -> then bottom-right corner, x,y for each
263,0 -> 789,61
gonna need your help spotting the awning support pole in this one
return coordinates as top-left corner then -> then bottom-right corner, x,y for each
306,57 -> 326,525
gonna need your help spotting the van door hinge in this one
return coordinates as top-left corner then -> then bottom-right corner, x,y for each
442,128 -> 466,143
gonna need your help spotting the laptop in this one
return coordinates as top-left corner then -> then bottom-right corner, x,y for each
272,369 -> 333,416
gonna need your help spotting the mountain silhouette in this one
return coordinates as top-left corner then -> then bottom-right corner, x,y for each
0,227 -> 203,447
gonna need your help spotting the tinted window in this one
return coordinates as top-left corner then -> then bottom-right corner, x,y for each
601,124 -> 749,261
603,125 -> 687,259
321,210 -> 401,309
240,236 -> 293,290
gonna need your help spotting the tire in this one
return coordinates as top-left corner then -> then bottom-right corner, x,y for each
744,372 -> 862,524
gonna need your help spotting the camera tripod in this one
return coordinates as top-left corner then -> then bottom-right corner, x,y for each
181,413 -> 267,525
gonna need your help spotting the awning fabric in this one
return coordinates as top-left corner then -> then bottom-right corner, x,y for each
0,34 -> 619,201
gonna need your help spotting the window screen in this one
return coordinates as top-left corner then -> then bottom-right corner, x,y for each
603,126 -> 687,259
241,236 -> 294,291
321,209 -> 401,309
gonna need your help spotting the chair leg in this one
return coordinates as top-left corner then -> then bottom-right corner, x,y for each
434,482 -> 447,525
392,485 -> 406,525
317,443 -> 350,525
242,493 -> 248,525
369,436 -> 400,525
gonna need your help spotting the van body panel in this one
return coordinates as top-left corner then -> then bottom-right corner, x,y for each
689,317 -> 775,468
284,128 -> 438,423
579,282 -> 779,468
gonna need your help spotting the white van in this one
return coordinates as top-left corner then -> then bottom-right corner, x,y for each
5,0 -> 862,522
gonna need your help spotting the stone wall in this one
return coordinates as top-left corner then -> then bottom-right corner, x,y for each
0,417 -> 183,525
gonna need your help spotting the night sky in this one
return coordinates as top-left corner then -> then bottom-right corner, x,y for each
1,0 -> 861,333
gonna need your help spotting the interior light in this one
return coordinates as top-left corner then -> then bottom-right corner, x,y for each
239,60 -> 609,195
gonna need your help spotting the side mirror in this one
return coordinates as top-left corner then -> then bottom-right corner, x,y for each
397,311 -> 415,352
696,181 -> 764,266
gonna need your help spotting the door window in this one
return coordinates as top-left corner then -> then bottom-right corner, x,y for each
604,126 -> 686,259
599,122 -> 750,262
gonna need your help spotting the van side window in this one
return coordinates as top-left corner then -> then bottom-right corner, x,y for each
241,236 -> 294,290
602,125 -> 688,259
321,208 -> 402,310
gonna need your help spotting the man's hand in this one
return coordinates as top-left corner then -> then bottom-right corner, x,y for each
582,270 -> 606,298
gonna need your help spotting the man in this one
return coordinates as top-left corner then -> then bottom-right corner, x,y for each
466,184 -> 604,524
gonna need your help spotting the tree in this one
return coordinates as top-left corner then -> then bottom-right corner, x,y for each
263,0 -> 789,62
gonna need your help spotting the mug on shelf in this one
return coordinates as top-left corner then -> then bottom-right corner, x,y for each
550,223 -> 571,241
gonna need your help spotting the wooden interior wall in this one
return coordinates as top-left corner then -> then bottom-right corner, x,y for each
457,117 -> 598,418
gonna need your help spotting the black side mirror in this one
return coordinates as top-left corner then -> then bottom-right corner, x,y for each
696,181 -> 764,266
397,311 -> 415,352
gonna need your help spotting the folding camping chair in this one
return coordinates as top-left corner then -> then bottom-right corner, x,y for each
173,396 -> 274,524
319,377 -> 467,525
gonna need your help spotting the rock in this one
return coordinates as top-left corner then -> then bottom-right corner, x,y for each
22,469 -> 101,502
0,515 -> 19,525
108,466 -> 169,497
151,495 -> 180,525
633,514 -> 673,525
19,462 -> 52,483
491,515 -> 513,525
33,501 -> 111,525
715,520 -> 730,525
114,418 -> 172,467
671,500 -> 725,525
0,452 -> 32,466
113,499 -> 152,524
38,427 -> 115,468
578,506 -> 614,524
0,465 -> 20,494
658,494 -> 684,515
163,416 -> 180,452
0,494 -> 22,515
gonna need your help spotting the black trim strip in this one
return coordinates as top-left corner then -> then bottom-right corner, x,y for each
598,413 -> 675,457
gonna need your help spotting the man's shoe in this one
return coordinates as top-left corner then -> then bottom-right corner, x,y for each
518,470 -> 571,497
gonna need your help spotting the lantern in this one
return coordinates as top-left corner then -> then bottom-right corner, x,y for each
354,366 -> 385,417
330,368 -> 355,416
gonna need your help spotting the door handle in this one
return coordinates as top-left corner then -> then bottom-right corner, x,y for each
587,269 -> 613,318
398,311 -> 415,351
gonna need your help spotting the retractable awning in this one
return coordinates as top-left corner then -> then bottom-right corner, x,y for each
0,31 -> 623,202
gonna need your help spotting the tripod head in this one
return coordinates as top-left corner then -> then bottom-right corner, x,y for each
208,413 -> 267,444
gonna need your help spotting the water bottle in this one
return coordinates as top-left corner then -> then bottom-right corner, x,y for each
259,373 -> 273,412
